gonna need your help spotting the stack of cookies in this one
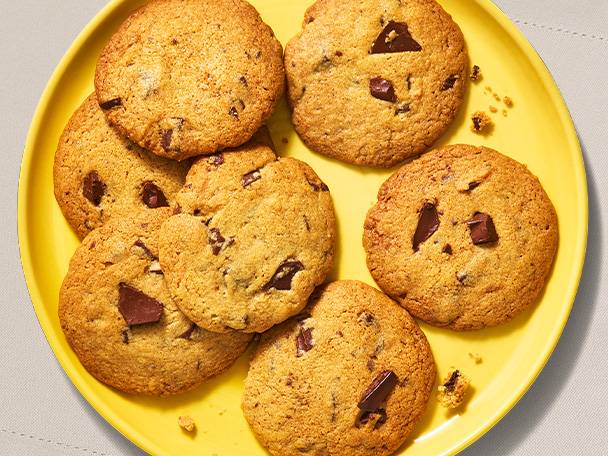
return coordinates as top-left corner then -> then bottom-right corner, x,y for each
53,0 -> 558,455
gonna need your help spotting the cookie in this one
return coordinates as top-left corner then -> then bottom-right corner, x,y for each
285,0 -> 468,167
95,0 -> 285,160
364,144 -> 558,330
242,280 -> 436,456
53,94 -> 189,239
58,209 -> 252,396
158,141 -> 336,333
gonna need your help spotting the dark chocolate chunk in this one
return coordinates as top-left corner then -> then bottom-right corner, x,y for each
369,77 -> 397,103
296,326 -> 314,357
335,50 -> 343,57
141,182 -> 169,208
370,21 -> 421,54
229,106 -> 239,120
242,170 -> 261,187
467,181 -> 481,191
121,329 -> 129,344
472,116 -> 482,132
467,212 -> 498,245
307,178 -> 329,192
263,260 -> 304,291
442,244 -> 453,255
82,171 -> 106,206
134,239 -> 156,259
118,283 -> 163,326
358,370 -> 399,412
208,227 -> 227,255
209,153 -> 224,166
160,129 -> 173,150
99,98 -> 122,110
443,370 -> 460,392
441,75 -> 458,91
413,202 -> 440,251
178,323 -> 197,340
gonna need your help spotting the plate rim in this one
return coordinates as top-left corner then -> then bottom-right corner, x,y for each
17,0 -> 588,455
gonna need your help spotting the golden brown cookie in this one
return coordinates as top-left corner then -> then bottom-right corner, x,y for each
58,209 -> 252,396
364,144 -> 558,330
53,94 -> 189,239
242,280 -> 436,456
95,0 -> 285,160
285,0 -> 468,167
158,140 -> 336,334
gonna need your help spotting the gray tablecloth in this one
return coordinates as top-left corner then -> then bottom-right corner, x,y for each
1,1 -> 606,454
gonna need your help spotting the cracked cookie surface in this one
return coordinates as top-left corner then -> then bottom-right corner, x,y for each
285,0 -> 468,167
242,280 -> 436,456
364,144 -> 558,330
158,140 -> 336,333
95,0 -> 285,160
59,208 -> 252,396
53,94 -> 189,239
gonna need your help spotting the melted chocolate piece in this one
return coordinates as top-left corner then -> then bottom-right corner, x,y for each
99,98 -> 122,110
118,283 -> 163,326
369,77 -> 397,102
307,178 -> 329,192
208,227 -> 227,255
413,202 -> 440,251
229,106 -> 239,120
209,154 -> 224,166
443,370 -> 460,392
242,170 -> 261,187
178,323 -> 197,340
358,370 -> 399,412
141,182 -> 169,208
160,129 -> 173,150
296,326 -> 314,357
370,21 -> 421,54
441,75 -> 458,91
82,171 -> 106,206
134,239 -> 156,259
442,244 -> 453,255
467,212 -> 498,245
263,260 -> 304,291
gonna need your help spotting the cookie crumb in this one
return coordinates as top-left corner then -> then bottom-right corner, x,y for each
468,352 -> 483,364
503,96 -> 513,107
470,65 -> 481,81
502,109 -> 508,117
178,415 -> 196,432
493,93 -> 501,102
437,369 -> 470,409
484,86 -> 492,93
489,105 -> 498,113
471,111 -> 493,134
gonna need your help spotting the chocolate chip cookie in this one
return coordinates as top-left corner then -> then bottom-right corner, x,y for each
242,280 -> 436,456
53,94 -> 189,239
59,209 -> 252,396
95,0 -> 285,160
158,140 -> 336,333
285,0 -> 468,167
364,144 -> 558,330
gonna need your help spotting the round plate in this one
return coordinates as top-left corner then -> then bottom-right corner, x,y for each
18,0 -> 587,455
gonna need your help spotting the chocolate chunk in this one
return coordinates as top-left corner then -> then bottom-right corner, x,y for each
141,182 -> 169,208
335,50 -> 343,57
369,77 -> 397,103
121,329 -> 129,344
296,326 -> 314,357
413,202 -> 440,251
118,283 -> 163,326
443,370 -> 460,392
358,370 -> 399,412
370,21 -> 421,54
242,170 -> 261,187
441,75 -> 458,91
209,154 -> 224,166
263,260 -> 304,291
442,244 -> 453,255
229,106 -> 239,120
134,239 -> 156,259
99,98 -> 122,110
160,129 -> 173,150
208,227 -> 227,255
82,171 -> 106,206
178,323 -> 197,340
395,102 -> 410,115
467,212 -> 499,245
357,409 -> 388,429
467,181 -> 480,191
307,178 -> 329,192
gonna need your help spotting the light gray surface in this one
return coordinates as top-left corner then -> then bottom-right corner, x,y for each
1,0 -> 606,455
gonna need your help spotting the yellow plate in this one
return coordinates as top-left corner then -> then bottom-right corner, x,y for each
18,0 -> 587,454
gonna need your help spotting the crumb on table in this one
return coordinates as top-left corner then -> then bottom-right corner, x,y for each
178,415 -> 196,432
489,105 -> 497,113
502,109 -> 508,117
468,352 -> 483,364
503,96 -> 513,107
470,65 -> 482,81
437,369 -> 470,409
471,111 -> 493,134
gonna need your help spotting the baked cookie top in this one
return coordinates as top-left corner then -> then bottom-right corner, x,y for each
53,94 -> 189,239
364,144 -> 559,330
158,141 -> 336,333
95,0 -> 285,160
242,280 -> 436,456
285,0 -> 468,167
59,209 -> 252,396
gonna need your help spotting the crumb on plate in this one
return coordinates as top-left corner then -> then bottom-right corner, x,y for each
178,415 -> 196,432
471,111 -> 493,134
437,369 -> 470,409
